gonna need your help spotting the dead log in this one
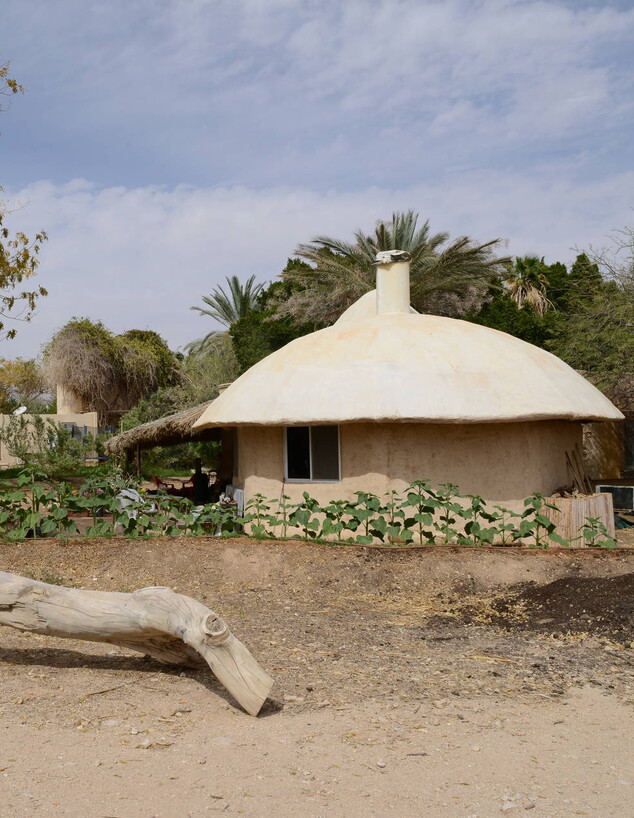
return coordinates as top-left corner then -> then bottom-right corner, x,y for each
0,572 -> 273,716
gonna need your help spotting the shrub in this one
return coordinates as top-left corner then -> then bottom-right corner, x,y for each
0,415 -> 96,479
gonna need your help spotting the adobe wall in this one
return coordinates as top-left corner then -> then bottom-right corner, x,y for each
235,420 -> 582,512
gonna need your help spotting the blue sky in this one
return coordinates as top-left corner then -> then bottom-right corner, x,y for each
1,0 -> 633,357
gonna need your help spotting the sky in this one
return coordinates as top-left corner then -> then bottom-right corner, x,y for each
1,0 -> 633,358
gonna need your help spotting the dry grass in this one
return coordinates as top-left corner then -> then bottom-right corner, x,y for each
104,400 -> 215,455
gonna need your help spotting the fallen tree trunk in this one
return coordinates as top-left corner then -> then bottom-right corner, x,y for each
0,572 -> 273,716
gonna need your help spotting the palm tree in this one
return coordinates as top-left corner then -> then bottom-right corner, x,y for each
504,256 -> 552,316
276,210 -> 509,325
187,275 -> 264,355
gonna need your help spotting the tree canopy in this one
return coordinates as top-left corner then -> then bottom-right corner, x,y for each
121,334 -> 240,430
230,261 -> 319,372
43,319 -> 182,421
468,256 -> 568,347
187,275 -> 264,356
0,357 -> 51,413
547,229 -> 634,410
0,62 -> 47,340
466,236 -> 634,412
503,256 -> 552,316
275,210 -> 509,325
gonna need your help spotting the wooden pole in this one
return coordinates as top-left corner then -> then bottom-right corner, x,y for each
0,572 -> 273,716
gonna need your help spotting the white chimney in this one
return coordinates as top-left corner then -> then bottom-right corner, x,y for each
375,250 -> 411,314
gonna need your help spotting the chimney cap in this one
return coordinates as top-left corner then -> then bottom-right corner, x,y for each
374,250 -> 411,265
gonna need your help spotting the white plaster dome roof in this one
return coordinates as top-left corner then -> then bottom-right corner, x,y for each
194,290 -> 622,428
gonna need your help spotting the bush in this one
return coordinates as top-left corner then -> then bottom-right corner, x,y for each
0,415 -> 95,479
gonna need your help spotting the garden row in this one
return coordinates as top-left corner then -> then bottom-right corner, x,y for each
0,469 -> 617,548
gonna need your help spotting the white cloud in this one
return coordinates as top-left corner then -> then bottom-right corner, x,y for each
2,0 -> 633,189
3,168 -> 632,358
1,0 -> 632,360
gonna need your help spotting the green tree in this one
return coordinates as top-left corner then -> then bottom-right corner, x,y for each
467,258 -> 579,349
119,335 -> 239,474
540,261 -> 569,311
565,253 -> 604,309
188,275 -> 264,355
122,334 -> 240,428
0,62 -> 47,340
468,288 -> 559,349
0,357 -> 51,413
549,286 -> 633,407
230,262 -> 318,372
548,229 -> 634,409
503,256 -> 551,316
276,210 -> 508,325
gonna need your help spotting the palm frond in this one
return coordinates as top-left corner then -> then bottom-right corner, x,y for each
188,275 -> 265,352
279,211 -> 508,324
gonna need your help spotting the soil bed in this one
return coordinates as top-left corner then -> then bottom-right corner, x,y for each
489,573 -> 634,643
1,537 -> 633,817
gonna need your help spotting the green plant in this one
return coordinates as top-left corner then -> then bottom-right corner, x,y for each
0,356 -> 51,413
319,498 -> 348,541
194,502 -> 241,537
371,491 -> 414,545
0,62 -> 48,342
434,483 -> 464,544
578,516 -> 618,549
41,571 -> 67,586
278,210 -> 508,325
289,492 -> 321,539
268,494 -> 292,539
0,414 -> 96,479
0,467 -> 78,540
42,318 -> 181,422
188,275 -> 265,356
400,480 -> 438,545
33,570 -> 69,587
0,471 -> 619,552
244,493 -> 272,539
460,494 -> 499,546
490,505 -> 522,545
518,493 -> 569,548
344,491 -> 385,544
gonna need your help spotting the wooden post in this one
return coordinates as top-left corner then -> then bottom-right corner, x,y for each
0,572 -> 273,716
135,443 -> 141,477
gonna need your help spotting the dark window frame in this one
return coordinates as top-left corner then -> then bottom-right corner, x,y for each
284,425 -> 341,483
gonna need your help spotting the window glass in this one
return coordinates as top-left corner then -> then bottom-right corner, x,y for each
286,426 -> 310,479
311,426 -> 340,481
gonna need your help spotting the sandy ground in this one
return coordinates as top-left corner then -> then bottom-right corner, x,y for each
1,539 -> 633,817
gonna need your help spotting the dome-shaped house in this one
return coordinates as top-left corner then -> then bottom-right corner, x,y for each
193,252 -> 622,511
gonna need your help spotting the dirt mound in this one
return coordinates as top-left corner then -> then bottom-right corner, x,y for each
493,572 -> 634,643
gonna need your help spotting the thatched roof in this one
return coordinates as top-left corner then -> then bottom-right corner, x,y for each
105,400 -> 217,456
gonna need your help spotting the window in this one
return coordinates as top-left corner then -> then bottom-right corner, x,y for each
285,425 -> 340,482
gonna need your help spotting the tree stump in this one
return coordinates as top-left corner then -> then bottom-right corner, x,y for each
545,493 -> 615,544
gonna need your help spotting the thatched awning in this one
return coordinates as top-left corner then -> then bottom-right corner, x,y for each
105,400 -> 218,456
